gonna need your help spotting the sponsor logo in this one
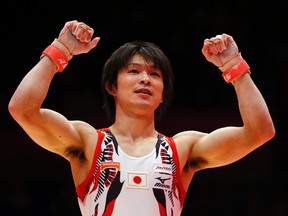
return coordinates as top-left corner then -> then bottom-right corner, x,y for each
100,162 -> 120,171
154,176 -> 171,189
154,164 -> 172,174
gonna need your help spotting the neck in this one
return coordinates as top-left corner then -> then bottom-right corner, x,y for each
110,113 -> 157,139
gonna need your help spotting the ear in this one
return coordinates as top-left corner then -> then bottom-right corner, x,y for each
105,83 -> 117,96
160,91 -> 164,103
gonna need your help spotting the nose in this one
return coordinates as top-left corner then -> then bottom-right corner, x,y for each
140,71 -> 150,84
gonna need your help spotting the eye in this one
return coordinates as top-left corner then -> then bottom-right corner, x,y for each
129,69 -> 139,74
150,71 -> 161,77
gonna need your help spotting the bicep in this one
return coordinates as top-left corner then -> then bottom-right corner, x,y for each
191,126 -> 257,170
18,108 -> 83,156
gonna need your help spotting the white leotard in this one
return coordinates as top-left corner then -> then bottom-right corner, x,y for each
76,128 -> 186,216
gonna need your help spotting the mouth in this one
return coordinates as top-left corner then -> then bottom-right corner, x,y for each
135,89 -> 152,96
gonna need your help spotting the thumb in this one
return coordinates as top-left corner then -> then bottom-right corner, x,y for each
201,42 -> 212,62
87,37 -> 101,52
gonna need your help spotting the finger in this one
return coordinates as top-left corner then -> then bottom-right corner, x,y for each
204,36 -> 222,54
206,35 -> 222,43
215,41 -> 226,53
72,22 -> 94,42
59,20 -> 78,38
221,34 -> 239,54
81,29 -> 94,43
222,33 -> 233,46
214,40 -> 227,53
209,43 -> 221,54
202,42 -> 212,60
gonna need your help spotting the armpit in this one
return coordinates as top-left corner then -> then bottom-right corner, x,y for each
64,146 -> 85,160
185,157 -> 208,171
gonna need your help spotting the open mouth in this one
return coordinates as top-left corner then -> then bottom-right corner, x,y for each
135,89 -> 152,96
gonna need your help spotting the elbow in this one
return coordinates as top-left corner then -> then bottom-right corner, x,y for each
257,119 -> 276,145
265,121 -> 276,141
247,117 -> 276,148
8,97 -> 40,124
8,98 -> 26,122
8,99 -> 20,121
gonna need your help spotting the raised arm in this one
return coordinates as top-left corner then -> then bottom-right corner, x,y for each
8,20 -> 100,158
182,34 -> 275,170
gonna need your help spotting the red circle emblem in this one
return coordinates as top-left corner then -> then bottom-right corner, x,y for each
133,176 -> 142,184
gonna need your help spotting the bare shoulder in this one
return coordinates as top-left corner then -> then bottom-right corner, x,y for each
71,120 -> 97,134
67,121 -> 99,185
173,130 -> 207,188
173,130 -> 206,147
67,120 -> 98,162
67,120 -> 100,185
173,130 -> 207,170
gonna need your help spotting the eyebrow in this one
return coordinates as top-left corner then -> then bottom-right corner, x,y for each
127,63 -> 157,69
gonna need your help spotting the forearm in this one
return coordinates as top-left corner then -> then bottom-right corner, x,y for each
233,73 -> 275,143
9,57 -> 57,117
202,33 -> 275,144
9,21 -> 99,121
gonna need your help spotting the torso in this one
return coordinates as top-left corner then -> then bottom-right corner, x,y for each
76,128 -> 186,216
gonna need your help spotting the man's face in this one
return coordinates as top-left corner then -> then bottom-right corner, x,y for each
110,54 -> 164,117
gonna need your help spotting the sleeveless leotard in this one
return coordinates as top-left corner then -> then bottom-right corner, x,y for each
76,128 -> 186,216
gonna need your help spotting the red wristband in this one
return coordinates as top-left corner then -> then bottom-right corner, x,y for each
41,45 -> 68,72
222,60 -> 250,83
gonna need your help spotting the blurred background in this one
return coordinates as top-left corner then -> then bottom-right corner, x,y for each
1,0 -> 287,215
